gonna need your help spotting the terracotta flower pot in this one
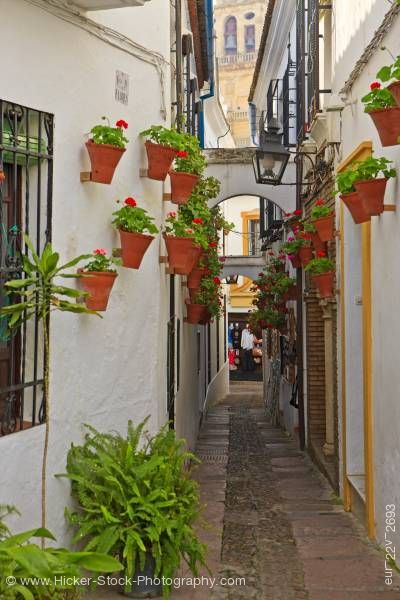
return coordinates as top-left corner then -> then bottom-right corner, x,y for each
354,178 -> 387,217
367,107 -> 400,147
199,309 -> 212,325
169,170 -> 199,204
388,81 -> 400,106
119,230 -> 154,269
85,141 -> 125,184
79,270 -> 117,311
288,253 -> 301,269
340,191 -> 370,224
312,271 -> 335,299
145,141 -> 177,181
310,231 -> 327,252
187,267 -> 207,289
189,287 -> 199,302
313,214 -> 335,242
186,302 -> 207,324
298,245 -> 313,267
164,235 -> 201,275
283,284 -> 297,302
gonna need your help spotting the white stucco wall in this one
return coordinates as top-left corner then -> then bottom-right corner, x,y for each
0,0 -> 227,542
331,1 -> 400,551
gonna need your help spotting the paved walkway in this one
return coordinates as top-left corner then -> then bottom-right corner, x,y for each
86,382 -> 400,599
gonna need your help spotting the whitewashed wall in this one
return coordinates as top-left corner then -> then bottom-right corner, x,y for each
0,0 -> 225,542
332,0 -> 400,551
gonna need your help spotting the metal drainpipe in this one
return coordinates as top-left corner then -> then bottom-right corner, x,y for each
296,158 -> 306,451
175,0 -> 183,130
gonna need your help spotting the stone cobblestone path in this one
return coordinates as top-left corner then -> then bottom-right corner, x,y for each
86,381 -> 400,599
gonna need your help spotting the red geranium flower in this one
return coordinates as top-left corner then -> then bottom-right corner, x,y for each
293,209 -> 303,216
167,211 -> 177,219
219,257 -> 226,262
370,81 -> 381,90
94,248 -> 107,255
193,217 -> 204,225
177,150 -> 189,158
116,119 -> 128,129
125,197 -> 137,207
209,241 -> 218,248
315,198 -> 325,206
317,251 -> 326,258
213,277 -> 221,285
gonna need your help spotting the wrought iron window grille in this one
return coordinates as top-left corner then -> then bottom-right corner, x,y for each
0,99 -> 54,437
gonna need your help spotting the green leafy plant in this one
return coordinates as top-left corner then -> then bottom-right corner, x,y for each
377,56 -> 400,83
335,167 -> 359,194
353,155 -> 396,181
361,82 -> 396,112
164,211 -> 208,249
302,220 -> 317,233
0,506 -> 122,600
281,236 -> 303,255
173,136 -> 206,177
140,125 -> 187,150
60,420 -> 208,599
0,236 -> 99,537
192,275 -> 223,318
304,252 -> 334,275
310,199 -> 334,219
112,197 -> 159,235
82,249 -> 120,272
89,117 -> 128,149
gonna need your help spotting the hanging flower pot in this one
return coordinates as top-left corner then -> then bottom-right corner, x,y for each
310,231 -> 327,252
145,141 -> 178,181
164,235 -> 201,275
340,191 -> 370,224
367,107 -> 400,147
388,81 -> 400,106
186,302 -> 207,324
85,141 -> 125,184
283,284 -> 298,302
187,267 -> 207,289
118,230 -> 154,269
288,253 -> 301,269
169,170 -> 199,204
79,271 -> 117,311
199,308 -> 212,325
313,214 -> 335,242
312,271 -> 335,298
298,245 -> 313,267
354,178 -> 387,216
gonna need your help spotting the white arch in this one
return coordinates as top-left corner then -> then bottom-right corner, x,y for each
204,148 -> 296,213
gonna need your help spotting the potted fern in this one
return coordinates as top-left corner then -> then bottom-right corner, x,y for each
61,420 -> 207,599
112,197 -> 159,269
310,199 -> 335,241
353,155 -> 396,216
305,251 -> 335,298
78,249 -> 120,311
86,117 -> 128,184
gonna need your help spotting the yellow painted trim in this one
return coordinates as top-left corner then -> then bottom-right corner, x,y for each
336,141 -> 373,173
339,202 -> 351,511
241,210 -> 260,255
362,221 -> 375,539
337,141 -> 375,530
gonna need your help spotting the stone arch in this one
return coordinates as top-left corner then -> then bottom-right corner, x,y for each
204,148 -> 296,214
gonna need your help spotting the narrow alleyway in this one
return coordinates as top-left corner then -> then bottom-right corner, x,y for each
88,382 -> 400,599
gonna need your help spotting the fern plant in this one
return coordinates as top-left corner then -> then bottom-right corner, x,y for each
59,420 -> 208,598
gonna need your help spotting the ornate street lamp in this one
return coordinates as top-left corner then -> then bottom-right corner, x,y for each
252,117 -> 290,186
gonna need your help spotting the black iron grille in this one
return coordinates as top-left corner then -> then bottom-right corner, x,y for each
0,99 -> 54,436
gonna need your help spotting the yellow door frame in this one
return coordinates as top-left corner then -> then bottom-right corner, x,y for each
336,141 -> 375,538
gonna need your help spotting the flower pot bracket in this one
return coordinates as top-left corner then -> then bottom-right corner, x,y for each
383,204 -> 396,212
80,171 -> 94,182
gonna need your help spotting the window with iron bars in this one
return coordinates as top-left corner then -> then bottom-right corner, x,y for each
259,197 -> 284,246
183,34 -> 201,138
0,100 -> 54,437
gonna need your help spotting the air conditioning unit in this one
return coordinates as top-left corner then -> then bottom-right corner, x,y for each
309,112 -> 328,150
70,0 -> 151,10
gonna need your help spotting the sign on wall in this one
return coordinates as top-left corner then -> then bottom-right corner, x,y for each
115,70 -> 129,105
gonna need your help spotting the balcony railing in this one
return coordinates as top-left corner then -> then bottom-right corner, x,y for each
234,137 -> 252,148
217,52 -> 257,66
227,110 -> 249,122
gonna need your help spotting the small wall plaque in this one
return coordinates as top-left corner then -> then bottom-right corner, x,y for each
115,70 -> 129,105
